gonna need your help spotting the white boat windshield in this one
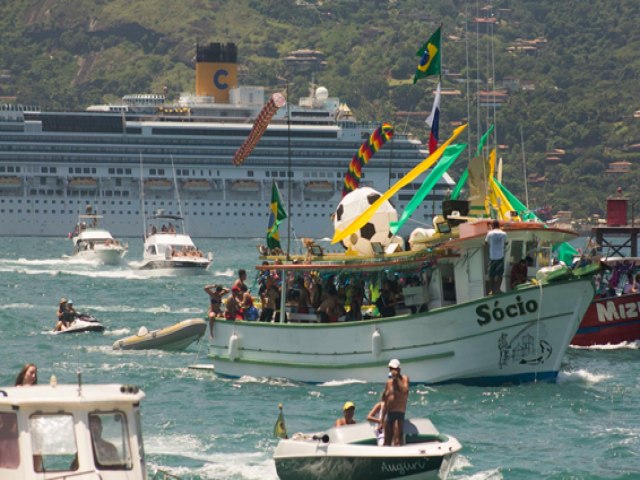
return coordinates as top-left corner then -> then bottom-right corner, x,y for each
30,413 -> 78,472
89,411 -> 132,470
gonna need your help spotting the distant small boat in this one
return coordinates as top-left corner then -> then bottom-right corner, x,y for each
53,314 -> 105,334
68,212 -> 128,265
112,318 -> 207,351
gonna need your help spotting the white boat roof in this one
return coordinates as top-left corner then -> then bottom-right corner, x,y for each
76,229 -> 115,240
147,233 -> 195,246
0,383 -> 145,408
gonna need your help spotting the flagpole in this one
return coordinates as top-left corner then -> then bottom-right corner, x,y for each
285,80 -> 293,260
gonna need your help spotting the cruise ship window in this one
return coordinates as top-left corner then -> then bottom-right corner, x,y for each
42,167 -> 49,173
109,168 -> 115,174
8,166 -> 14,172
0,167 -> 4,172
125,169 -> 131,174
150,169 -> 156,175
279,172 -> 285,178
266,172 -> 270,177
247,171 -> 254,177
68,168 -> 73,173
158,169 -> 165,175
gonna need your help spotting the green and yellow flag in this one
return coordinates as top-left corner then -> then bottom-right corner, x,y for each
413,26 -> 441,84
274,403 -> 288,439
267,182 -> 287,250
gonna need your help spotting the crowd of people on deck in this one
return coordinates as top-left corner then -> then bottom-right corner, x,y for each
203,267 -> 424,336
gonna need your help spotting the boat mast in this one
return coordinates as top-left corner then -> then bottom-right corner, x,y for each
520,125 -> 530,209
170,155 -> 185,230
285,80 -> 293,260
139,153 -> 146,236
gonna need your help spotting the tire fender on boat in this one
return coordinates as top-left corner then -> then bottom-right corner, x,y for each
372,328 -> 382,357
228,333 -> 240,361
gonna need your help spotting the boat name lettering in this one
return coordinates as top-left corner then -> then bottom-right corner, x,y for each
595,300 -> 640,323
381,459 -> 427,475
214,69 -> 229,90
476,296 -> 538,325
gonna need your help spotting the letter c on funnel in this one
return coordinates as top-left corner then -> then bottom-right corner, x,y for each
214,69 -> 229,90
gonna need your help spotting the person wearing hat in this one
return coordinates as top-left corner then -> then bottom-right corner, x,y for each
383,359 -> 410,446
335,401 -> 357,427
53,298 -> 68,332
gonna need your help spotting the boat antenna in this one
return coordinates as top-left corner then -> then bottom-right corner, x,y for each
139,153 -> 147,236
285,79 -> 293,260
520,125 -> 530,209
171,155 -> 185,229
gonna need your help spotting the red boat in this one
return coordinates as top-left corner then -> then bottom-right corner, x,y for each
572,292 -> 640,346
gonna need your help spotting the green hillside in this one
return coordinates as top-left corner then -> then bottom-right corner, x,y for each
1,0 -> 639,220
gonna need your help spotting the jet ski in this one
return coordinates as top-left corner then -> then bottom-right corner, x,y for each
54,313 -> 105,334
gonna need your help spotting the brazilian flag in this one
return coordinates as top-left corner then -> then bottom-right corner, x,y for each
267,183 -> 287,250
273,404 -> 288,439
413,26 -> 441,84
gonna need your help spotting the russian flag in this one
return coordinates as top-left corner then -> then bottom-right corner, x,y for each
425,82 -> 441,154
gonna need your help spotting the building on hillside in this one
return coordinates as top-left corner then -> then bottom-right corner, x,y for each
606,161 -> 632,173
283,49 -> 327,73
477,89 -> 509,108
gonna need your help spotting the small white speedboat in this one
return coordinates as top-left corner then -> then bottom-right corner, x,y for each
136,211 -> 212,275
0,378 -> 147,479
112,318 -> 207,351
68,213 -> 127,265
273,418 -> 461,480
53,314 -> 105,334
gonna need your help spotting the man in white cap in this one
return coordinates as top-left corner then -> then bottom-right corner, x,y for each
383,359 -> 409,446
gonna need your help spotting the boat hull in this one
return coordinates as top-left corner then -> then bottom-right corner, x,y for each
273,419 -> 460,480
207,279 -> 594,385
572,293 -> 640,346
113,318 -> 207,351
70,247 -> 127,265
54,318 -> 105,334
136,259 -> 211,275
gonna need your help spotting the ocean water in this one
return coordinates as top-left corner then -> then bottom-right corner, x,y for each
0,236 -> 639,480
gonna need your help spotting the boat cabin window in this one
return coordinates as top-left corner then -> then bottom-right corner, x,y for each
0,412 -> 20,469
89,411 -> 132,470
147,245 -> 156,255
30,413 -> 78,473
134,410 -> 146,471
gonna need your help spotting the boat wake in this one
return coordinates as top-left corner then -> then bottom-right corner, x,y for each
557,368 -> 612,384
453,467 -> 503,480
571,340 -> 639,350
145,433 -> 277,480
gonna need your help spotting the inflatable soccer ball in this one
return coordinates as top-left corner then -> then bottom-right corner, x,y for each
409,227 -> 435,251
333,187 -> 397,256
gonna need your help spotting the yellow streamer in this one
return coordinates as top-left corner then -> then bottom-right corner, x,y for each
332,124 -> 468,244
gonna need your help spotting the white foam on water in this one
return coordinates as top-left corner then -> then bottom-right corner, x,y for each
0,302 -> 34,310
212,268 -> 235,277
571,340 -> 639,350
232,376 -> 299,387
557,368 -> 612,384
454,468 -> 503,480
450,453 -> 472,471
320,378 -> 367,387
104,328 -> 130,336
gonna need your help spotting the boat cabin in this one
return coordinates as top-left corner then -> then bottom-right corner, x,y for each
0,382 -> 147,480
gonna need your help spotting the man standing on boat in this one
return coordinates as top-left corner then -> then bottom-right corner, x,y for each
485,220 -> 508,295
383,359 -> 410,446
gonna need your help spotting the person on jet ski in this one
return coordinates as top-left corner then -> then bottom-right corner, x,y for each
53,298 -> 77,332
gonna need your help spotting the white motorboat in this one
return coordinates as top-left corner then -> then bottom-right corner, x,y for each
136,211 -> 212,274
273,418 -> 461,480
68,212 -> 127,265
112,318 -> 206,351
0,379 -> 147,479
53,314 -> 105,334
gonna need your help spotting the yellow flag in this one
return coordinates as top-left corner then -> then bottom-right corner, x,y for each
332,124 -> 468,244
273,404 -> 288,439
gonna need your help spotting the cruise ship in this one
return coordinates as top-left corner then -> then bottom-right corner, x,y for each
0,42 -> 453,239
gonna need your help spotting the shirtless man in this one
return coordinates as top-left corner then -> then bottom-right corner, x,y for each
383,359 -> 409,446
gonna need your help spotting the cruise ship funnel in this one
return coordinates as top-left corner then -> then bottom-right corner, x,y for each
195,42 -> 238,103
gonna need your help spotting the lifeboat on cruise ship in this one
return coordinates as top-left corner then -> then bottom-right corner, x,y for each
182,179 -> 210,191
305,180 -> 334,193
0,176 -> 22,188
144,179 -> 173,190
230,180 -> 260,192
68,177 -> 98,190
